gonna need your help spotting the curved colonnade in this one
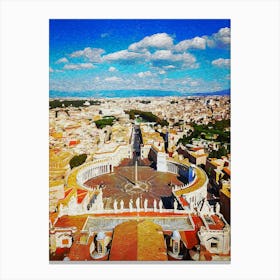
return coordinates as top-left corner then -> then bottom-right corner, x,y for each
66,155 -> 208,211
165,159 -> 208,209
67,158 -> 112,190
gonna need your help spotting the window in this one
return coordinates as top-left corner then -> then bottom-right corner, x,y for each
62,239 -> 69,245
211,242 -> 218,248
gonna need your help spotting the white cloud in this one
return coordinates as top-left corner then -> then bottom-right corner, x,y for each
49,67 -> 64,73
151,50 -> 198,69
159,70 -> 166,75
63,63 -> 95,70
163,78 -> 171,84
215,27 -> 230,44
212,58 -> 230,67
56,57 -> 69,64
128,33 -> 173,51
190,81 -> 199,87
104,76 -> 123,82
136,71 -> 153,78
175,36 -> 206,52
103,50 -> 147,64
50,73 -> 228,94
70,47 -> 105,63
205,27 -> 230,48
181,77 -> 200,86
163,65 -> 176,69
108,66 -> 117,72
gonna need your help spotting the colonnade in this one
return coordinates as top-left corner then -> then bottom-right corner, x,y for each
166,162 -> 179,174
77,162 -> 112,185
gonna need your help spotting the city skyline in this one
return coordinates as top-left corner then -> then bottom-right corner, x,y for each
50,19 -> 230,95
49,19 -> 231,262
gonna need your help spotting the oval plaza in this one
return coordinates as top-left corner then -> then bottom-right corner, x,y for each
50,123 -> 230,261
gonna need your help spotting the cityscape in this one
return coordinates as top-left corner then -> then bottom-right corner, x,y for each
49,19 -> 231,262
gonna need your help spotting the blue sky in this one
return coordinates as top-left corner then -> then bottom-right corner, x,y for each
49,19 -> 230,93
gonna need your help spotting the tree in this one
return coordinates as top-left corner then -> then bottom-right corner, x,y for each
125,109 -> 169,126
69,154 -> 87,169
209,146 -> 228,159
94,117 -> 115,129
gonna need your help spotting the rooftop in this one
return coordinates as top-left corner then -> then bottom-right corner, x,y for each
109,220 -> 168,261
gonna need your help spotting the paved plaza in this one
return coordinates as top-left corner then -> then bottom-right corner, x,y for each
84,165 -> 184,209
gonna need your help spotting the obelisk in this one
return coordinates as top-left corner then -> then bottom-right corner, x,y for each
135,159 -> 138,184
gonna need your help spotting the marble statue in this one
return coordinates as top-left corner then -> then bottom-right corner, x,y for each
136,197 -> 140,212
159,199 -> 163,213
120,199 -> 124,211
174,199 -> 178,211
113,199 -> 118,212
144,198 -> 148,212
215,202 -> 220,214
153,199 -> 157,211
129,198 -> 133,212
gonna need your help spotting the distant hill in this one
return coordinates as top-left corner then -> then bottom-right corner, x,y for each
49,88 -> 230,99
189,89 -> 230,97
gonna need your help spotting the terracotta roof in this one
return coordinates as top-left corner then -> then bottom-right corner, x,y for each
208,215 -> 225,230
179,197 -> 189,207
77,189 -> 87,196
109,220 -> 167,261
191,215 -> 204,229
64,188 -> 73,199
55,215 -> 88,230
181,230 -> 199,249
69,140 -> 80,146
49,212 -> 59,225
191,147 -> 204,151
223,167 -> 231,176
109,220 -> 137,261
77,190 -> 88,204
68,234 -> 94,261
137,220 -> 167,261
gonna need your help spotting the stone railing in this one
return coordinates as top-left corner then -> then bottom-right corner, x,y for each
59,204 -> 192,217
